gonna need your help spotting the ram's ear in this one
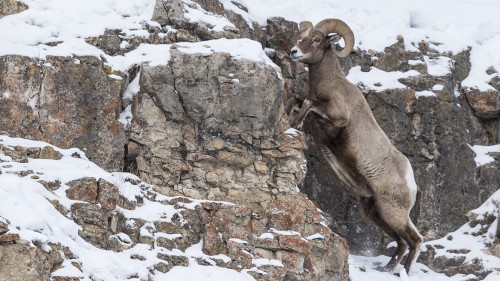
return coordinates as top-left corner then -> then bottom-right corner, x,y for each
327,34 -> 342,48
299,21 -> 313,32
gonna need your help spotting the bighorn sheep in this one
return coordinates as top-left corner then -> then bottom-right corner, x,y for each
288,19 -> 423,274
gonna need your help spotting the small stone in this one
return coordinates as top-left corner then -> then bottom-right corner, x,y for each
153,262 -> 172,273
38,179 -> 61,191
0,233 -> 20,242
0,219 -> 9,234
254,161 -> 268,173
205,171 -> 219,185
157,253 -> 189,267
130,254 -> 146,261
39,146 -> 63,160
52,277 -> 81,281
50,200 -> 70,216
486,66 -> 497,75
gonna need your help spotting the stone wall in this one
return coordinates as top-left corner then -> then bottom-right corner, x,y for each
126,48 -> 305,209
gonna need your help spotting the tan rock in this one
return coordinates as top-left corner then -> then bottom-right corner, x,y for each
97,179 -> 119,210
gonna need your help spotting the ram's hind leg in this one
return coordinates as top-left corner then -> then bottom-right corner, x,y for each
377,205 -> 423,274
402,220 -> 423,274
360,197 -> 408,272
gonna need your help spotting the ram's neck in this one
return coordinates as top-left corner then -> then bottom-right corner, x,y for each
308,49 -> 346,92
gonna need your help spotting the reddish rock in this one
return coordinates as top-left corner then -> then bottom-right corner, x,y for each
202,205 -> 253,255
66,177 -> 98,203
464,87 -> 500,119
0,233 -> 20,242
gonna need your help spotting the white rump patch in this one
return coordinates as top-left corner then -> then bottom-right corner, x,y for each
405,159 -> 418,201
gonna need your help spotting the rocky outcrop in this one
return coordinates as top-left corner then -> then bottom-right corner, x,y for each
0,55 -> 127,170
0,139 -> 349,281
202,194 -> 349,281
0,244 -> 62,281
0,0 -> 27,19
126,46 -> 305,209
151,0 -> 265,43
417,194 -> 500,279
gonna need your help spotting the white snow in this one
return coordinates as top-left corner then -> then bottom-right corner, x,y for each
284,128 -> 300,137
423,56 -> 452,76
229,238 -> 249,244
181,0 -> 235,32
122,72 -> 141,100
347,66 -> 420,92
219,0 -> 254,29
155,264 -> 256,281
175,38 -> 277,68
252,258 -> 283,267
258,233 -> 274,240
0,0 -> 156,57
306,233 -> 325,240
432,84 -> 444,91
469,144 -> 500,166
118,104 -> 133,127
349,255 -> 474,281
415,90 -> 437,99
2,1 -> 500,280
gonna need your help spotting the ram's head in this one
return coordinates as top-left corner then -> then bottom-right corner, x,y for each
290,19 -> 355,63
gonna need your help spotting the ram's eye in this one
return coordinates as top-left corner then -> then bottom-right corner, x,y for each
313,38 -> 321,43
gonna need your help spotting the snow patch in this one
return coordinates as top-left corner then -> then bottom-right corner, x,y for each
415,90 -> 437,99
469,144 -> 500,166
347,66 -> 420,91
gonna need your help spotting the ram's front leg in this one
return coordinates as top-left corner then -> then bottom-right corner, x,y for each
290,99 -> 314,129
285,96 -> 303,116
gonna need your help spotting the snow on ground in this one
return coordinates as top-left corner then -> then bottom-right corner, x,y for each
1,0 -> 499,90
469,144 -> 500,166
0,135 -> 257,281
2,134 -> 500,280
351,189 -> 500,281
347,66 -> 420,92
349,255 -> 472,281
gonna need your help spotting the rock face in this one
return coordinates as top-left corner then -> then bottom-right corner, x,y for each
0,244 -> 61,281
127,47 -> 305,209
0,140 -> 349,281
202,194 -> 349,281
0,55 -> 127,170
151,0 -> 265,44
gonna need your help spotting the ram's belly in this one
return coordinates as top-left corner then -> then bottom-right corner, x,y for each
321,147 -> 373,197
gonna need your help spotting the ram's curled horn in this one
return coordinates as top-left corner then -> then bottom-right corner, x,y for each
299,21 -> 313,31
314,18 -> 355,57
